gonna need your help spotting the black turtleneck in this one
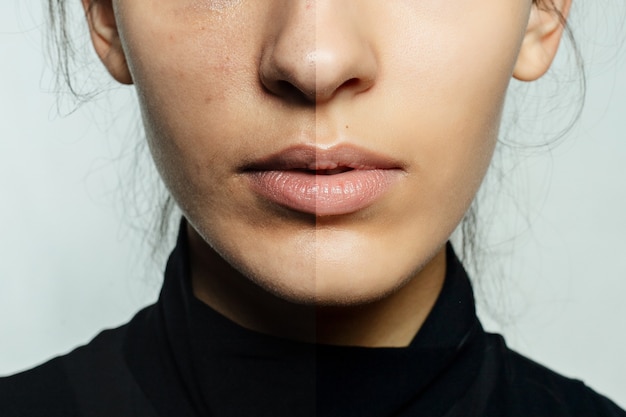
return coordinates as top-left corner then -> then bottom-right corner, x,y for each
1,222 -> 624,417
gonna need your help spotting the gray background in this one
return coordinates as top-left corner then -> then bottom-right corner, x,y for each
1,0 -> 625,408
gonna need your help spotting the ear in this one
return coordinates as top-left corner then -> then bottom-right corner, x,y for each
513,0 -> 572,82
82,0 -> 133,85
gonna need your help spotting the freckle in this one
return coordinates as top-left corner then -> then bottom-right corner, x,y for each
345,125 -> 349,129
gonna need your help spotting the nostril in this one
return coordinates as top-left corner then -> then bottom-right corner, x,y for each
278,80 -> 314,100
315,78 -> 371,103
261,78 -> 316,105
341,78 -> 361,90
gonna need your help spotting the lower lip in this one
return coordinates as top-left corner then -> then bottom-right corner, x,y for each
246,169 -> 403,216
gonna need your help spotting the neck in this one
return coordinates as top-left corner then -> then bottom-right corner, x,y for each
187,224 -> 446,347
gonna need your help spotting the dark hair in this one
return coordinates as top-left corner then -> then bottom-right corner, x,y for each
47,0 -> 84,100
46,0 -> 586,293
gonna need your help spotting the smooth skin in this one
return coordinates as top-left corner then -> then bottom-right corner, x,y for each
83,0 -> 570,347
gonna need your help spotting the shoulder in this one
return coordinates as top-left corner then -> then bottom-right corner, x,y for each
0,309 -> 157,417
0,352 -> 79,417
486,333 -> 626,417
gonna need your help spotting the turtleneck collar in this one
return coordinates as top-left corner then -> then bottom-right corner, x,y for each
124,220 -> 486,417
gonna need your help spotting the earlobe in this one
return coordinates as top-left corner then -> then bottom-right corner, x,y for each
513,0 -> 572,82
82,0 -> 133,85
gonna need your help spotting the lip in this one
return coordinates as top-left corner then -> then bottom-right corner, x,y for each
242,144 -> 405,216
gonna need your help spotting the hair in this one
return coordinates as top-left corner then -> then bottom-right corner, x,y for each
47,0 -> 82,99
45,0 -> 587,308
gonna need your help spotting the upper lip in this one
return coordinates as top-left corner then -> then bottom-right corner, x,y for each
241,144 -> 405,172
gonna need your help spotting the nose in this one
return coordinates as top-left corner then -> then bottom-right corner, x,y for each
260,2 -> 378,104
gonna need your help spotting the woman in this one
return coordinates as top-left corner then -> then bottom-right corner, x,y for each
1,0 -> 625,416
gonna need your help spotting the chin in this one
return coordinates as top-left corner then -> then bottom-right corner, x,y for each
253,234 -> 436,307
189,199 -> 453,308
209,233 -> 397,307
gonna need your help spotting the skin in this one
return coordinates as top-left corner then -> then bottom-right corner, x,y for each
84,0 -> 570,347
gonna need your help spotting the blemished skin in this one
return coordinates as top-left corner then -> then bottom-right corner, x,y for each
83,0 -> 570,347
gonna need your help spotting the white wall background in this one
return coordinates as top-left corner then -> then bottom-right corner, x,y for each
1,0 -> 625,409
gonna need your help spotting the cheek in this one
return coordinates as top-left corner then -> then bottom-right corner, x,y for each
117,5 -> 266,211
379,2 -> 527,204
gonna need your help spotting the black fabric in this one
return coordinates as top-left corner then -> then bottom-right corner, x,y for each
1,224 -> 625,417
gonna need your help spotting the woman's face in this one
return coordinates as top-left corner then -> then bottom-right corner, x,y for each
104,0 -> 536,305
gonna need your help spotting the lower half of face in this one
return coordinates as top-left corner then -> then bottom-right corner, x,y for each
119,0 -> 532,306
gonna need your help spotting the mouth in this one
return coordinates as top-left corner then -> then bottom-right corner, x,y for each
296,167 -> 355,175
241,144 -> 405,217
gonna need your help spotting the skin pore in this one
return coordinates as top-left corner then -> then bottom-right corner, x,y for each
83,0 -> 569,347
